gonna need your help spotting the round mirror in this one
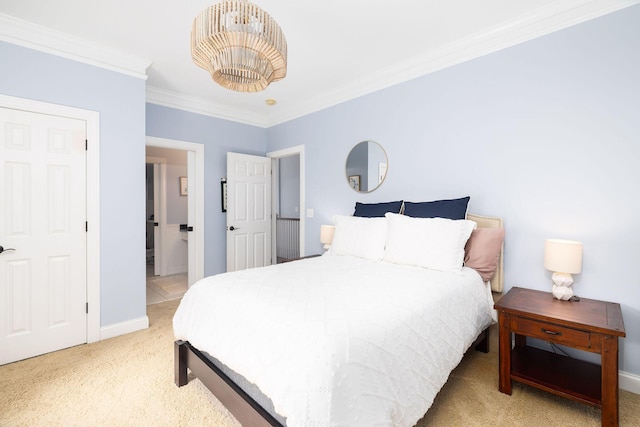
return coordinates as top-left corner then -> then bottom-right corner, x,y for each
345,140 -> 388,193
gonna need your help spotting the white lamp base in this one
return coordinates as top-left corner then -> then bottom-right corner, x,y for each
552,284 -> 574,300
551,272 -> 574,300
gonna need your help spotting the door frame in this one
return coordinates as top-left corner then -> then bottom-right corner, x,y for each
0,94 -> 101,343
145,156 -> 166,277
145,136 -> 204,286
267,145 -> 305,261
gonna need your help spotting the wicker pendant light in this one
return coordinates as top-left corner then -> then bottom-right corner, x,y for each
191,0 -> 287,92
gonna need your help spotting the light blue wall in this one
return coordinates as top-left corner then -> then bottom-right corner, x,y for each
145,103 -> 267,276
2,4 -> 639,378
279,155 -> 300,218
267,6 -> 640,375
0,41 -> 147,327
166,163 -> 188,225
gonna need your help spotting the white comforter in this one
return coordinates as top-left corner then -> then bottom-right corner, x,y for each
173,254 -> 495,427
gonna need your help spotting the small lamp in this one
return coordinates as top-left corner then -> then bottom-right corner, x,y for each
320,225 -> 335,251
544,239 -> 583,301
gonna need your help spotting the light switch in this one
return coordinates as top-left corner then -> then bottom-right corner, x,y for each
307,208 -> 314,218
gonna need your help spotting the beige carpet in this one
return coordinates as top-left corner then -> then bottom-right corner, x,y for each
1,299 -> 638,426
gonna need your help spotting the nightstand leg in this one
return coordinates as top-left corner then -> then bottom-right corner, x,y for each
498,311 -> 512,395
601,335 -> 619,427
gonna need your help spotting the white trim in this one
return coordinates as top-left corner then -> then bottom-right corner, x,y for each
85,108 -> 101,344
270,159 -> 279,262
158,162 -> 168,276
0,13 -> 150,80
146,87 -> 268,128
145,137 -> 205,286
266,0 -> 640,126
620,370 -> 640,395
0,94 -> 101,343
267,145 -> 306,257
149,1 -> 639,127
3,2 -> 636,127
100,316 -> 149,341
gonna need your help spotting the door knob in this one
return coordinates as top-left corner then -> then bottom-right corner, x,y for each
228,226 -> 239,231
0,246 -> 16,254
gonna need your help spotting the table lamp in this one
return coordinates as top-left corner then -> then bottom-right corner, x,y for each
544,238 -> 583,300
320,225 -> 335,251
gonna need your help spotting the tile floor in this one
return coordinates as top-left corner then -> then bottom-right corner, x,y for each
146,263 -> 188,305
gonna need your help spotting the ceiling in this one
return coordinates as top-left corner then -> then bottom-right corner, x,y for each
0,0 -> 636,127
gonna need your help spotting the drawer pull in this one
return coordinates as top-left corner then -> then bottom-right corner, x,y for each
542,328 -> 562,336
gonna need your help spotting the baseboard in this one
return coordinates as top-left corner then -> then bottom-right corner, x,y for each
620,370 -> 640,395
100,315 -> 149,341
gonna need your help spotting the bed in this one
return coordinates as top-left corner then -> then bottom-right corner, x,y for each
174,210 -> 504,427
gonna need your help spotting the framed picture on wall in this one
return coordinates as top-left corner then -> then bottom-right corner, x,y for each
179,176 -> 188,196
348,175 -> 360,192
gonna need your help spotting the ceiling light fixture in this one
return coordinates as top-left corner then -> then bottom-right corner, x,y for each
191,0 -> 287,93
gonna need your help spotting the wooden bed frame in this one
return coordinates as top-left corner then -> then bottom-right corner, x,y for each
175,329 -> 490,427
174,212 -> 504,426
175,340 -> 283,427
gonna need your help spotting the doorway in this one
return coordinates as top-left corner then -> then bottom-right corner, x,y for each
225,145 -> 305,270
144,152 -> 189,304
145,137 -> 204,306
274,154 -> 301,262
268,145 -> 305,262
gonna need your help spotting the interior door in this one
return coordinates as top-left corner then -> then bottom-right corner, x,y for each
0,107 -> 87,365
226,152 -> 272,272
186,150 -> 196,285
152,163 -> 161,276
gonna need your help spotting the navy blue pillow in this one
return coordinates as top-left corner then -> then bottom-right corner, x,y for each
403,197 -> 470,220
353,200 -> 403,218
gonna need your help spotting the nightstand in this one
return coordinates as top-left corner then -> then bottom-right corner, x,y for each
494,287 -> 625,427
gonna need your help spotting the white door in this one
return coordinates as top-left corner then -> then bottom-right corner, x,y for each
152,162 -> 162,277
186,150 -> 196,285
226,152 -> 272,272
0,107 -> 87,365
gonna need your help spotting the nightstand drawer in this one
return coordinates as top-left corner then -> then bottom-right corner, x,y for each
512,317 -> 591,349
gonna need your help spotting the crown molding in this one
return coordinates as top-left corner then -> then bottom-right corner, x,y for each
0,13 -> 151,79
2,0 -> 637,127
146,86 -> 269,128
265,0 -> 640,126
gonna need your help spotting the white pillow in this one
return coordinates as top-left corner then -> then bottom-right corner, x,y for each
383,213 -> 476,272
329,215 -> 387,261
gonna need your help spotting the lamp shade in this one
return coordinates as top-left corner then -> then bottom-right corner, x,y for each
320,225 -> 335,245
544,239 -> 583,274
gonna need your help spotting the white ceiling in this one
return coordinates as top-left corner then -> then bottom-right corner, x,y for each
0,0 -> 637,127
